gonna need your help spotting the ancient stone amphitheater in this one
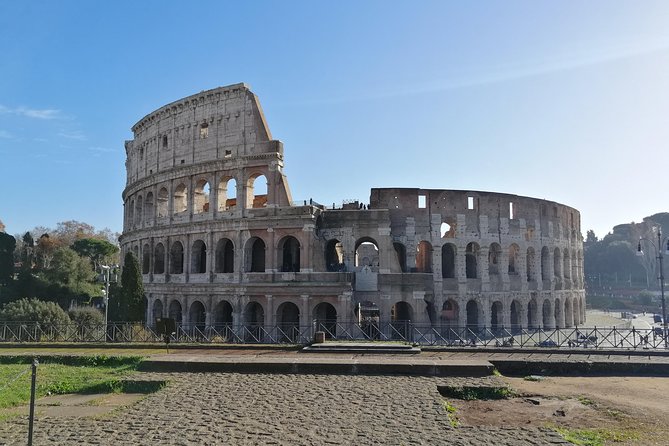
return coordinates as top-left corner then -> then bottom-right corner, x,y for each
119,83 -> 585,340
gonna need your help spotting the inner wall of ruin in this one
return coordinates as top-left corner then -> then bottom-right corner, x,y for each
119,83 -> 586,332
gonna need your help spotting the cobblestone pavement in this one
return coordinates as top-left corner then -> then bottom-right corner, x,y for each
0,373 -> 569,446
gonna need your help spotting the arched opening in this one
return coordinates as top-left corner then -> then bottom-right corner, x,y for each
356,301 -> 380,340
277,302 -> 300,342
168,300 -> 182,326
510,300 -> 521,331
215,238 -> 234,273
135,195 -> 143,226
193,179 -> 210,214
415,241 -> 433,273
154,243 -> 165,274
391,301 -> 413,340
278,236 -> 300,272
246,237 -> 266,272
213,300 -> 234,339
313,302 -> 337,338
526,247 -> 535,282
554,298 -> 563,328
553,247 -> 562,279
528,298 -> 538,329
326,239 -> 345,272
508,244 -> 519,275
542,299 -> 553,328
441,244 -> 456,278
170,241 -> 184,274
157,187 -> 168,218
191,240 -> 207,274
144,192 -> 154,222
247,174 -> 268,209
563,248 -> 570,280
465,243 -> 479,279
218,178 -> 237,211
490,301 -> 503,331
488,243 -> 501,275
441,300 -> 458,328
355,238 -> 379,270
152,299 -> 163,322
243,302 -> 264,342
541,247 -> 550,281
173,183 -> 188,214
142,243 -> 150,274
393,242 -> 407,273
466,300 -> 479,330
189,301 -> 206,332
128,199 -> 135,228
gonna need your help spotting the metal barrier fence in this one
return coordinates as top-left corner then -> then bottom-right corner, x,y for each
0,321 -> 667,350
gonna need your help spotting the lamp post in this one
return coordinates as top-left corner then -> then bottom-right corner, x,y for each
637,227 -> 669,348
100,264 -> 118,329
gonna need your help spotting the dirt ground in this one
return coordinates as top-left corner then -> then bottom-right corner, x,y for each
448,376 -> 669,445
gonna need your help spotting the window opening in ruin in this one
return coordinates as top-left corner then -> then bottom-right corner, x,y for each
393,242 -> 407,273
214,301 -> 233,327
326,239 -> 345,272
194,180 -> 210,214
154,243 -> 165,274
418,195 -> 426,209
218,178 -> 237,211
467,196 -> 474,210
243,302 -> 264,342
135,196 -> 143,227
191,240 -> 207,274
313,303 -> 337,338
553,247 -> 561,279
248,174 -> 268,209
541,247 -> 550,281
488,243 -> 501,275
391,301 -> 413,340
280,236 -> 301,272
199,123 -> 209,139
162,135 -> 168,149
441,300 -> 458,327
508,244 -> 519,275
277,302 -> 300,342
542,300 -> 552,327
153,300 -> 163,319
491,301 -> 503,331
170,241 -> 184,274
465,243 -> 478,279
355,239 -> 379,269
142,244 -> 150,274
509,202 -> 514,219
441,244 -> 455,278
440,222 -> 451,238
466,300 -> 479,329
144,192 -> 154,222
189,301 -> 206,331
157,188 -> 168,218
168,300 -> 182,324
248,238 -> 266,272
173,184 -> 188,214
416,241 -> 433,273
510,300 -> 521,331
215,238 -> 234,273
225,150 -> 232,158
563,248 -> 570,280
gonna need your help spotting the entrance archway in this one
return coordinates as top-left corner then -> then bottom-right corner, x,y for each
313,302 -> 337,338
277,302 -> 300,342
243,302 -> 264,342
391,301 -> 413,340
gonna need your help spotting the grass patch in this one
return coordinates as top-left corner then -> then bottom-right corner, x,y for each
577,396 -> 595,407
442,400 -> 459,427
555,427 -> 639,446
437,385 -> 513,400
0,355 -> 147,409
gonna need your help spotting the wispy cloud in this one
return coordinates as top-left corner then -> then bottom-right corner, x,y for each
58,130 -> 86,141
0,104 -> 63,120
88,146 -> 115,153
0,130 -> 13,139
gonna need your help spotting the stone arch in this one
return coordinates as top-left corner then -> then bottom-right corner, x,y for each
313,302 -> 337,337
355,237 -> 379,270
154,243 -> 165,274
441,243 -> 456,278
416,241 -> 433,273
465,242 -> 479,279
218,177 -> 237,211
247,173 -> 268,209
173,183 -> 188,214
245,237 -> 266,272
170,241 -> 184,274
152,299 -> 163,320
508,244 -> 520,275
510,300 -> 522,330
490,301 -> 503,330
542,299 -> 553,329
488,243 -> 502,275
144,192 -> 154,222
193,178 -> 211,214
528,298 -> 539,329
526,247 -> 535,281
189,300 -> 206,330
391,301 -> 413,340
441,299 -> 459,327
553,247 -> 562,279
157,187 -> 169,218
278,236 -> 300,272
326,239 -> 345,272
276,301 -> 300,342
213,300 -> 233,326
215,238 -> 234,273
393,242 -> 407,273
466,300 -> 480,329
168,299 -> 182,324
541,246 -> 550,281
554,297 -> 564,328
243,301 -> 264,341
191,239 -> 207,274
135,195 -> 143,226
142,243 -> 150,274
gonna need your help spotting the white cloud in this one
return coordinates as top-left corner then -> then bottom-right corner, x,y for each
0,104 -> 63,120
58,130 -> 86,141
88,146 -> 115,153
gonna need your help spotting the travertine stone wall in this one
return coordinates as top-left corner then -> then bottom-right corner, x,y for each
120,84 -> 586,334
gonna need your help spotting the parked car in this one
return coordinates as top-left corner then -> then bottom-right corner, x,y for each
535,340 -> 558,347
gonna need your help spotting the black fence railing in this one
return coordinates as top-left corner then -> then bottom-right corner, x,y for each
0,321 -> 666,349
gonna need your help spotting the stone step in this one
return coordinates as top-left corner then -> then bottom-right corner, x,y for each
302,342 -> 421,354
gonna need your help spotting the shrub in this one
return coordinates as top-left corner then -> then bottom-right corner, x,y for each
69,306 -> 104,326
0,298 -> 70,326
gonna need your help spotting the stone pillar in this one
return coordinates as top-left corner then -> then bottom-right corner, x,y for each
265,295 -> 274,327
300,295 -> 310,328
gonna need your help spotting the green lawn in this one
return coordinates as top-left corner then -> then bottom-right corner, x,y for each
0,356 -> 143,409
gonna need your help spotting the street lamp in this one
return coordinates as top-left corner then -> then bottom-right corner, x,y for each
100,264 -> 118,329
636,227 -> 669,348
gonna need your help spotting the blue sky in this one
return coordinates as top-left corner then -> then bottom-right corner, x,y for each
1,1 -> 668,239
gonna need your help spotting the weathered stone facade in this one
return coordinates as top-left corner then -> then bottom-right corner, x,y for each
120,83 -> 585,334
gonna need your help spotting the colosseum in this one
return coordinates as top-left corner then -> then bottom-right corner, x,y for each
119,83 -> 585,341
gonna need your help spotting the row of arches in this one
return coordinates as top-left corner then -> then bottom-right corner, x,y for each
125,174 -> 268,229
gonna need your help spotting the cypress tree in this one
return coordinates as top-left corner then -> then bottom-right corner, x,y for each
119,252 -> 145,322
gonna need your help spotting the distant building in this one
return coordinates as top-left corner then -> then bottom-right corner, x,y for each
119,84 -> 585,337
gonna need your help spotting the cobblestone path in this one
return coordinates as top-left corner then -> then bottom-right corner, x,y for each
0,373 -> 569,445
